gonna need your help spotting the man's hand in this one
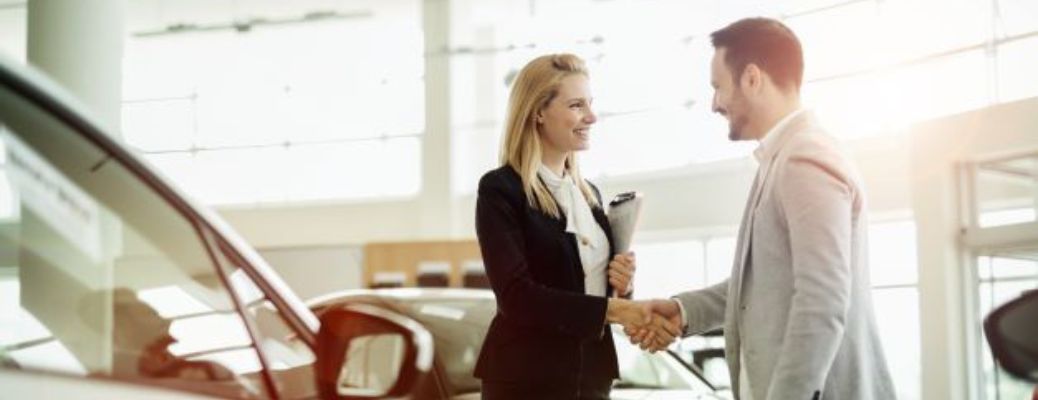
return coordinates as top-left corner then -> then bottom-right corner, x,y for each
624,299 -> 682,352
641,312 -> 680,352
607,299 -> 681,353
608,252 -> 636,297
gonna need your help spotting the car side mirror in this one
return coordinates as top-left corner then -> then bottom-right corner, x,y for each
315,303 -> 434,399
984,289 -> 1038,383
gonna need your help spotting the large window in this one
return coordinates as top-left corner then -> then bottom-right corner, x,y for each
976,255 -> 1038,400
868,220 -> 921,400
0,6 -> 25,63
451,0 -> 1038,189
449,1 -> 756,193
121,2 -> 424,206
631,240 -> 705,301
962,151 -> 1038,400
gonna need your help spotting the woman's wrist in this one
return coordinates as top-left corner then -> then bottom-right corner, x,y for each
607,298 -> 642,325
606,298 -> 626,323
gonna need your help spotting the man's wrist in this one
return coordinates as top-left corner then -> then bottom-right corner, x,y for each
669,297 -> 688,330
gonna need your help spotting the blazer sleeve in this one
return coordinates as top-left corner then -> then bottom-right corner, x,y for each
672,279 -> 728,336
765,145 -> 855,400
476,171 -> 608,340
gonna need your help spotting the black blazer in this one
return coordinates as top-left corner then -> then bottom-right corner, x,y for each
473,165 -> 625,394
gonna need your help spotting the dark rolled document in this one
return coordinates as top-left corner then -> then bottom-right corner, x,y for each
608,191 -> 643,253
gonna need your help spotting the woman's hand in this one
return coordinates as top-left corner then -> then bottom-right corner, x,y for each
608,252 -> 635,297
607,298 -> 680,352
606,298 -> 649,327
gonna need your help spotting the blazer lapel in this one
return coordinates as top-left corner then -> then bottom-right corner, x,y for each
731,111 -> 818,312
730,170 -> 763,313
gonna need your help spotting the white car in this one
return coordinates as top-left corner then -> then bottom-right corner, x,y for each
0,55 -> 433,398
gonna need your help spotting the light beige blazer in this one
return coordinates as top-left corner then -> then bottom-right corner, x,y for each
674,111 -> 896,400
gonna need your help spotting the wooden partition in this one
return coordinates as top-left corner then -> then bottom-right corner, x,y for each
362,240 -> 483,288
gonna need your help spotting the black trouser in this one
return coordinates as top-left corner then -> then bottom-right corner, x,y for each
481,378 -> 610,400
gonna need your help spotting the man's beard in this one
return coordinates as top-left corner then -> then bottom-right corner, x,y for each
727,112 -> 751,141
725,91 -> 752,141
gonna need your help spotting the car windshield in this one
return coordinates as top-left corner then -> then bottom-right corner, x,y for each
0,58 -> 319,399
385,291 -> 715,396
0,73 -> 270,396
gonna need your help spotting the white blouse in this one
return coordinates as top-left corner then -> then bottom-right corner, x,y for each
537,164 -> 610,297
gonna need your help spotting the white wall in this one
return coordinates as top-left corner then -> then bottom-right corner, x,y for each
256,245 -> 363,301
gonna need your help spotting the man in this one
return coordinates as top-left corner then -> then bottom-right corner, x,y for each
629,18 -> 896,400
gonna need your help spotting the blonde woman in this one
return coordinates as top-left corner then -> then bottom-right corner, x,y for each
473,53 -> 677,399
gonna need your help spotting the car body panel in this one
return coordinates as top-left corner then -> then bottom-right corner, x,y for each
307,288 -> 724,400
0,368 -> 220,399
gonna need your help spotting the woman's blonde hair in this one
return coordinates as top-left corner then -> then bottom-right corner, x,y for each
500,53 -> 600,218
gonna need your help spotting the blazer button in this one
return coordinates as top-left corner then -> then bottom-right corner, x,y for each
580,237 -> 589,246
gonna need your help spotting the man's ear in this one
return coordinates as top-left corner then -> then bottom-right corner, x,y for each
742,63 -> 762,94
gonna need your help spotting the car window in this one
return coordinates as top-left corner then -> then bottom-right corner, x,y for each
208,242 -> 318,398
0,82 -> 266,398
339,333 -> 408,394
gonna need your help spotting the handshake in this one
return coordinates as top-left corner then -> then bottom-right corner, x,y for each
605,252 -> 682,352
605,298 -> 683,353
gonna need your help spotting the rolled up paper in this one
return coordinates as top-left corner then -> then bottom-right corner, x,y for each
608,191 -> 643,253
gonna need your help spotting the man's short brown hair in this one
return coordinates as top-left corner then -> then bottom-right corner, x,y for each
711,17 -> 804,91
